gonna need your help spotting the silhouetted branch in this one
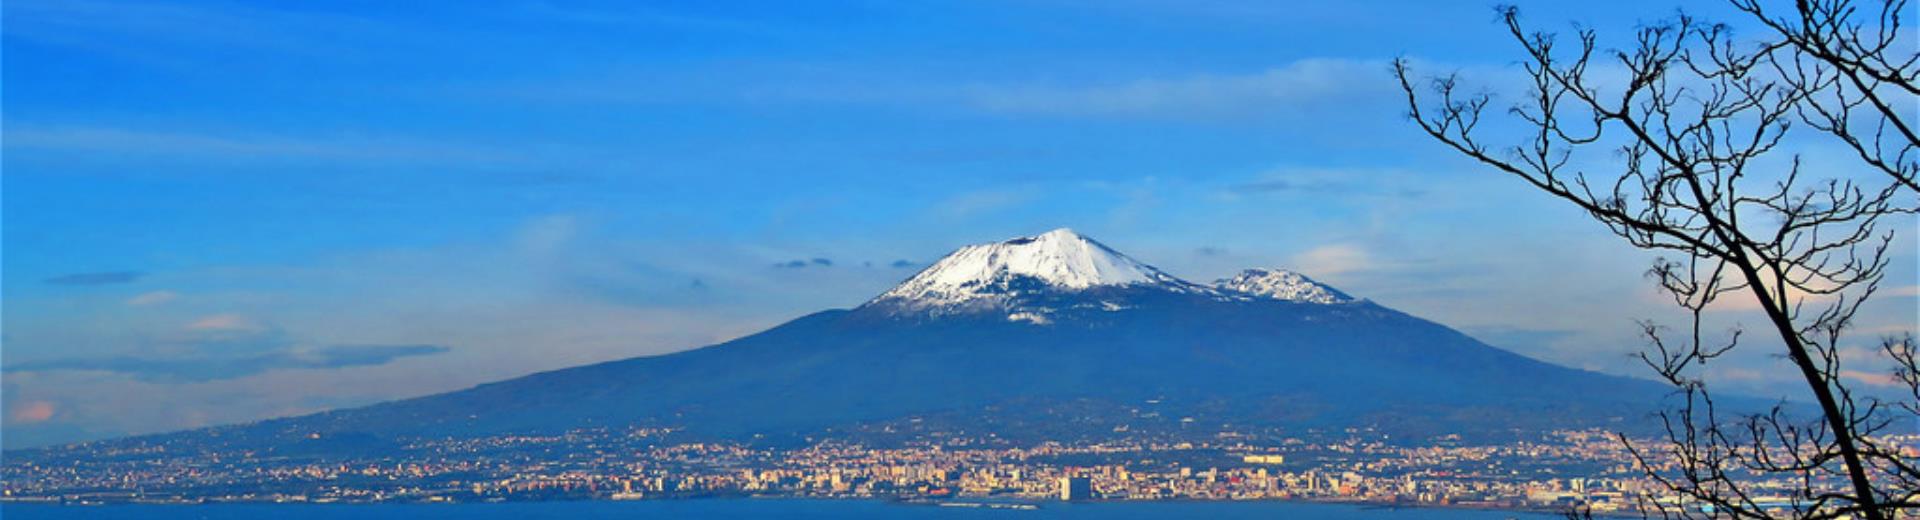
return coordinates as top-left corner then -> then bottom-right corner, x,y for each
1396,3 -> 1917,519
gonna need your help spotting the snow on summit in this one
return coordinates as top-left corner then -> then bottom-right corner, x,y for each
871,228 -> 1196,309
1214,268 -> 1356,304
863,229 -> 1358,317
905,228 -> 1165,289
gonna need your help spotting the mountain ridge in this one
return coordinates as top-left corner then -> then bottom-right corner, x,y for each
1214,268 -> 1358,304
16,229 -> 1684,454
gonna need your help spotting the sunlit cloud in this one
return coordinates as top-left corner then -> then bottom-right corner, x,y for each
8,401 -> 57,424
1839,369 -> 1903,389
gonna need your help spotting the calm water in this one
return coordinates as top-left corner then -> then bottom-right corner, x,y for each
2,499 -> 1559,519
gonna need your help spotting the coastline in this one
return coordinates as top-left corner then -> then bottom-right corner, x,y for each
2,493 -> 1593,517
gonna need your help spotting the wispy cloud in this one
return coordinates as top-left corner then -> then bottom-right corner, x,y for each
933,188 -> 1040,219
1703,273 -> 1843,313
186,314 -> 254,331
4,0 -> 438,66
126,290 -> 179,306
514,2 -> 780,34
1290,244 -> 1372,278
1225,167 -> 1429,199
959,59 -> 1394,119
514,214 -> 582,257
5,344 -> 450,384
43,271 -> 144,286
5,314 -> 451,383
5,125 -> 525,166
7,0 -> 323,50
472,57 -> 1405,122
1839,369 -> 1904,388
773,258 -> 835,269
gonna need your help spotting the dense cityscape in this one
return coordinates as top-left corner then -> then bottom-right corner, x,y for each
9,427 -> 1912,515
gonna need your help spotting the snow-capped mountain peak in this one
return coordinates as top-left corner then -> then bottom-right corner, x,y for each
867,228 -> 1200,312
860,230 -> 1360,319
1213,268 -> 1356,304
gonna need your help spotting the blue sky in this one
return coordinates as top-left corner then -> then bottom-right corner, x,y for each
4,0 -> 1916,448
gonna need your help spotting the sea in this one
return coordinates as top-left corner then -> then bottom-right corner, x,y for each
1,499 -> 1561,519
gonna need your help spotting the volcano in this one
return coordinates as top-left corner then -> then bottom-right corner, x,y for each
180,229 -> 1670,447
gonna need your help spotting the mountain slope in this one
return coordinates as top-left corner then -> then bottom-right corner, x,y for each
203,228 -> 1671,447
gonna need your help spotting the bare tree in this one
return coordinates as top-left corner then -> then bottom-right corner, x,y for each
1734,0 -> 1919,192
1394,3 -> 1917,519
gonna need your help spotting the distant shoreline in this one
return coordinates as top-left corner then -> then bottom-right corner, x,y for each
4,493 -> 1606,517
